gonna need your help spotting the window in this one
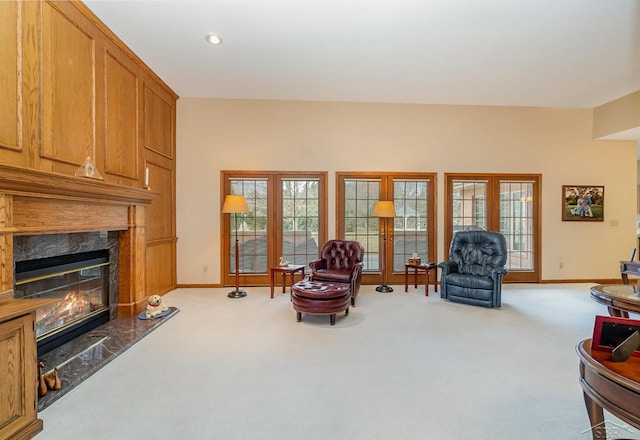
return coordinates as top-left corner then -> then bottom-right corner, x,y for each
338,173 -> 436,285
445,174 -> 541,282
222,172 -> 327,286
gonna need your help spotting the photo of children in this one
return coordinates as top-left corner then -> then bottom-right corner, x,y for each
563,186 -> 604,221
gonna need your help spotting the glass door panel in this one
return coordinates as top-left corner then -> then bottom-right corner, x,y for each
500,181 -> 535,272
281,179 -> 321,266
343,179 -> 380,272
391,179 -> 432,274
452,181 -> 487,233
230,179 -> 269,275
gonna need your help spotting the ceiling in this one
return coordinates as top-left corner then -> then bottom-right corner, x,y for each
83,0 -> 640,109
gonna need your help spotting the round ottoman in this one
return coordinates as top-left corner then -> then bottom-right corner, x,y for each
291,281 -> 351,325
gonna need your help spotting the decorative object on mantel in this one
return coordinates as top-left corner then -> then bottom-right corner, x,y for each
74,156 -> 103,180
279,256 -> 290,266
144,166 -> 151,190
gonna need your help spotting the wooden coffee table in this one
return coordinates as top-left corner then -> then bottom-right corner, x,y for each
270,264 -> 305,298
590,284 -> 640,318
576,339 -> 640,439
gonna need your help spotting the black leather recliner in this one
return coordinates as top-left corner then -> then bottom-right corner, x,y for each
438,230 -> 508,308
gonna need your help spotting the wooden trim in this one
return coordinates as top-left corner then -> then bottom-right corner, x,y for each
0,163 -> 154,205
176,283 -> 224,288
540,279 -> 621,284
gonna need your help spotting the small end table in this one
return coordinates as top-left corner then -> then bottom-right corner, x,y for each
404,262 -> 438,296
270,264 -> 305,298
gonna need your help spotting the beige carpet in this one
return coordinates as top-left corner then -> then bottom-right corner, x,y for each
38,283 -> 639,439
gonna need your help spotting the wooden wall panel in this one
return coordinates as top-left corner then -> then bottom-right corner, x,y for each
146,242 -> 175,296
0,0 -> 178,308
104,51 -> 139,180
0,2 -> 21,153
41,2 -> 95,166
144,84 -> 174,159
146,162 -> 174,240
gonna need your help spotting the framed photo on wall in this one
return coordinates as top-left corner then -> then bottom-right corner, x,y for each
562,185 -> 604,222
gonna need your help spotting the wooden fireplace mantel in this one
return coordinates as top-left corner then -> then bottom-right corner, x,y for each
0,164 -> 155,317
0,163 -> 154,206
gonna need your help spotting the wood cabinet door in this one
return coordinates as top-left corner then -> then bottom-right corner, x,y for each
0,313 -> 39,440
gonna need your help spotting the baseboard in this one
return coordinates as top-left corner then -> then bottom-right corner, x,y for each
539,278 -> 622,284
176,283 -> 223,288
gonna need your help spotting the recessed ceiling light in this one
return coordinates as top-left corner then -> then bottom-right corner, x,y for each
205,33 -> 222,45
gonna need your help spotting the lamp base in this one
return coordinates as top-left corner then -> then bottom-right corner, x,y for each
227,289 -> 248,298
375,285 -> 394,293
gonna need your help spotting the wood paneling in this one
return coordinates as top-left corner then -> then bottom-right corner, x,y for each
0,195 -> 14,293
104,51 -> 139,180
146,241 -> 175,296
41,2 -> 95,166
0,1 -> 21,152
144,84 -> 174,159
0,0 -> 177,315
146,162 -> 174,240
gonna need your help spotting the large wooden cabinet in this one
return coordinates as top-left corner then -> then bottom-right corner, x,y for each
0,0 -> 177,307
0,298 -> 55,440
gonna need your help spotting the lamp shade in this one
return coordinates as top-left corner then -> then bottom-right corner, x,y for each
222,195 -> 249,213
372,201 -> 396,218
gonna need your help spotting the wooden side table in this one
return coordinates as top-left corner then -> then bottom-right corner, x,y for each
404,262 -> 437,296
270,264 -> 305,298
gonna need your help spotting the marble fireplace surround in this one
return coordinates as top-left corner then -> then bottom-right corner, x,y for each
14,231 -> 120,321
0,164 -> 153,317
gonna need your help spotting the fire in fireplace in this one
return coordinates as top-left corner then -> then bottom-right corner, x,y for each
14,250 -> 110,355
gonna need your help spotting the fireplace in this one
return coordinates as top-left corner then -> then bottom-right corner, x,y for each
13,232 -> 120,356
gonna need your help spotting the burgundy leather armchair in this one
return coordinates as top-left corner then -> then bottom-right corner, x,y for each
308,240 -> 364,306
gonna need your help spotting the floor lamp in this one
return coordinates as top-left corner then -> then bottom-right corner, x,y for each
222,195 -> 249,298
373,201 -> 396,293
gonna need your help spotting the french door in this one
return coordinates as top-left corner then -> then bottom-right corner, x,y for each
444,173 -> 541,282
222,171 -> 327,286
337,173 -> 437,285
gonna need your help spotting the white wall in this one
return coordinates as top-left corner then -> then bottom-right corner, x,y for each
176,98 -> 637,284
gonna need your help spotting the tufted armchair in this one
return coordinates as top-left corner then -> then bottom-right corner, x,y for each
438,230 -> 508,308
308,240 -> 364,306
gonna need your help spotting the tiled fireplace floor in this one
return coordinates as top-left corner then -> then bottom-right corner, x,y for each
37,307 -> 179,411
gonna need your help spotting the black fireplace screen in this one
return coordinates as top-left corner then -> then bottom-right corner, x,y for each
14,250 -> 109,344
